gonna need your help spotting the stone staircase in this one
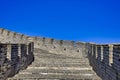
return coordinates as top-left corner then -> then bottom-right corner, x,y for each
8,48 -> 101,80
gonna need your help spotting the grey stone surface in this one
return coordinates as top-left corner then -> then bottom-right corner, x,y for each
0,28 -> 119,80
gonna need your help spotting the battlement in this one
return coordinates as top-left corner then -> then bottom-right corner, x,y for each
86,43 -> 120,80
0,28 -> 120,80
0,42 -> 34,79
29,36 -> 86,55
0,28 -> 29,43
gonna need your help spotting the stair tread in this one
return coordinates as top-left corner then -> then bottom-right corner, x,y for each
9,73 -> 100,79
8,49 -> 101,80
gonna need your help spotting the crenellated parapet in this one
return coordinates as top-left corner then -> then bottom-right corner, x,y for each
0,28 -> 120,80
29,36 -> 87,58
0,28 -> 29,43
0,42 -> 34,79
0,28 -> 87,57
87,43 -> 120,80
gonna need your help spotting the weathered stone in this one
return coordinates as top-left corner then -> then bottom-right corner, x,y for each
0,28 -> 119,80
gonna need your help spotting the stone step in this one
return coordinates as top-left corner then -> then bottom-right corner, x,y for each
26,67 -> 93,70
34,58 -> 89,63
30,63 -> 91,67
8,73 -> 101,80
33,61 -> 89,65
34,55 -> 87,59
7,48 -> 102,80
31,63 -> 90,67
34,57 -> 89,61
34,49 -> 87,58
34,53 -> 86,58
8,66 -> 101,80
8,79 -> 90,80
18,67 -> 95,75
34,52 -> 87,57
32,61 -> 89,64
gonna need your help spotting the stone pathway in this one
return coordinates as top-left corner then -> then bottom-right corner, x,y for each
8,48 -> 101,80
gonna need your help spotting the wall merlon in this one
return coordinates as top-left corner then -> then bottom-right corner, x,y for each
13,32 -> 17,38
37,37 -> 44,40
53,39 -> 61,46
76,42 -> 86,48
76,41 -> 85,45
7,31 -> 10,36
34,36 -> 38,40
20,34 -> 24,39
42,37 -> 45,43
88,42 -> 96,45
0,28 -> 4,34
28,37 -> 37,41
8,31 -> 14,36
62,40 -> 74,47
3,29 -> 9,36
44,38 -> 54,44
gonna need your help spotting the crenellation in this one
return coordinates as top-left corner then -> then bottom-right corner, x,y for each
0,42 -> 34,79
62,40 -> 74,47
26,43 -> 29,55
49,39 -> 61,53
0,28 -> 5,34
0,28 -> 120,80
51,38 -> 54,44
44,38 -> 53,44
109,44 -> 113,66
20,34 -> 24,40
76,42 -> 87,57
2,30 -> 10,40
101,45 -> 104,61
0,28 -> 29,44
87,43 -> 120,80
61,40 -> 74,53
13,32 -> 17,38
95,45 -> 98,59
7,31 -> 10,36
15,34 -> 21,41
21,35 -> 28,43
42,37 -> 45,44
18,44 -> 21,57
7,44 -> 11,60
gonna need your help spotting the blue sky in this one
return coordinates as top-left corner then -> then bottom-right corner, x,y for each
0,0 -> 120,43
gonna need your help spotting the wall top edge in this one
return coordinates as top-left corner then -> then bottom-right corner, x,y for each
1,28 -> 120,45
0,43 -> 30,44
0,28 -> 28,37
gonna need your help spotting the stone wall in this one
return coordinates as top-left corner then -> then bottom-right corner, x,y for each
0,28 -> 87,58
0,28 -> 34,79
29,37 -> 87,58
0,28 -> 120,80
0,28 -> 29,43
0,42 -> 34,80
87,43 -> 120,80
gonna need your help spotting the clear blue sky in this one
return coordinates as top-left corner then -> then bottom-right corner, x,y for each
0,0 -> 120,43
